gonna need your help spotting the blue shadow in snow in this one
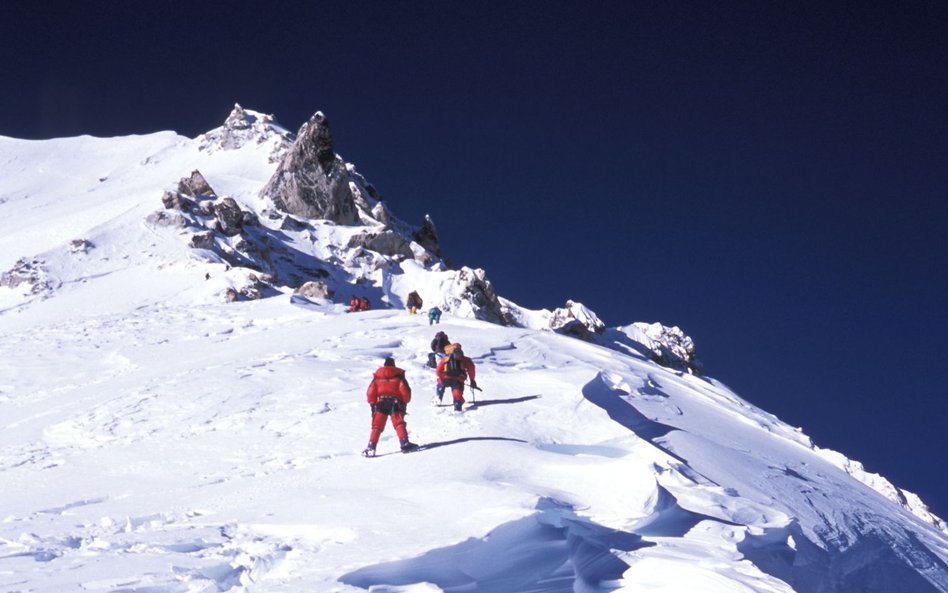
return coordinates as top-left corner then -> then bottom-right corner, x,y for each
633,485 -> 740,538
469,394 -> 541,408
581,373 -> 678,442
736,521 -> 948,593
419,436 -> 528,452
339,498 -> 653,593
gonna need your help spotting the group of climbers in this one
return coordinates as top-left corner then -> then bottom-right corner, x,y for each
362,329 -> 479,456
408,291 -> 443,325
349,290 -> 440,324
347,296 -> 371,313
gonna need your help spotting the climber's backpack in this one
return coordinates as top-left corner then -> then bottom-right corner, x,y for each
446,350 -> 464,376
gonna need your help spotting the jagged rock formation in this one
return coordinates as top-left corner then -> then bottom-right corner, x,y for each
549,300 -> 606,340
154,170 -> 260,243
260,112 -> 360,224
212,197 -> 250,237
412,215 -> 443,259
198,104 -> 292,162
148,107 -> 700,368
295,281 -> 333,300
159,170 -> 215,214
177,170 -> 215,198
1,258 -> 53,295
441,267 -> 516,326
347,230 -> 414,260
627,322 -> 702,374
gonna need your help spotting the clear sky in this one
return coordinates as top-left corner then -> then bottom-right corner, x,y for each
3,2 -> 945,515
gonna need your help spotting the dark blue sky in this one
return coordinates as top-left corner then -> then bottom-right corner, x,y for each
3,2 -> 945,515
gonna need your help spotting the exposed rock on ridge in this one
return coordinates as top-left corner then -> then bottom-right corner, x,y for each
146,106 -> 702,371
412,215 -> 443,259
549,300 -> 606,340
625,322 -> 702,374
198,104 -> 292,161
442,267 -> 516,326
1,257 -> 54,295
260,112 -> 360,225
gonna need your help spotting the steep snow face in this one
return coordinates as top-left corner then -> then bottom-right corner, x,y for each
1,111 -> 946,593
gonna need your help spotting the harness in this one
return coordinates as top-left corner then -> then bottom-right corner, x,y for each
376,395 -> 402,415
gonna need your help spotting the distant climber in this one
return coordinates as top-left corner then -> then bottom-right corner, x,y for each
428,306 -> 442,325
428,330 -> 450,369
363,357 -> 417,456
359,296 -> 371,311
348,296 -> 360,313
436,343 -> 477,411
406,291 -> 423,315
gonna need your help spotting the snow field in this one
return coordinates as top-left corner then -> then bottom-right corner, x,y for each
2,127 -> 945,592
0,296 -> 791,592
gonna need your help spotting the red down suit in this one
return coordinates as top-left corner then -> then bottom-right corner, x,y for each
366,365 -> 412,446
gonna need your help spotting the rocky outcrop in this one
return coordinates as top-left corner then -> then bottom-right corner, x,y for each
260,112 -> 360,224
412,215 -> 443,259
156,170 -> 257,238
1,258 -> 54,295
198,104 -> 292,161
146,210 -> 189,229
188,231 -> 216,250
441,267 -> 516,326
158,170 -> 217,216
549,300 -> 605,341
177,170 -> 216,199
629,322 -> 702,374
214,197 -> 246,237
295,281 -> 333,300
347,230 -> 415,260
69,239 -> 95,254
221,272 -> 273,303
161,191 -> 194,212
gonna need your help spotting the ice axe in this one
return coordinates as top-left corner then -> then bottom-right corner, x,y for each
467,381 -> 482,405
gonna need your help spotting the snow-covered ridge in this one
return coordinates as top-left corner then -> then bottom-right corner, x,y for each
1,107 -> 946,592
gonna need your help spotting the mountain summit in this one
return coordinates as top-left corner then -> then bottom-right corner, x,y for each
0,107 -> 945,592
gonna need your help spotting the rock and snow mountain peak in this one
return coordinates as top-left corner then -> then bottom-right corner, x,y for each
0,107 -> 946,592
198,104 -> 292,158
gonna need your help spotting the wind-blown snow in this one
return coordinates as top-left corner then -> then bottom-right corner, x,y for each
1,115 -> 946,593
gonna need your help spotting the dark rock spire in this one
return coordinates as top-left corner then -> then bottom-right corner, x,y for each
259,111 -> 359,224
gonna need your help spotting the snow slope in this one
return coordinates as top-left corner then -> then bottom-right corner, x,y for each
1,113 -> 946,592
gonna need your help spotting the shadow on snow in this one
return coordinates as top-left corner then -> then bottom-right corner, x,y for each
419,436 -> 528,452
339,498 -> 653,593
469,394 -> 541,408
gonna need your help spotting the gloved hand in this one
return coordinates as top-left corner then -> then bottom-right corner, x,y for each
470,380 -> 479,390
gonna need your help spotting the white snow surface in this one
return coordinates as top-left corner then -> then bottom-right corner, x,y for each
1,114 -> 947,593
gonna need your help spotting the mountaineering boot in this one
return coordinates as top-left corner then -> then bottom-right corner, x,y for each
435,383 -> 445,402
400,439 -> 419,453
453,400 -> 463,412
362,443 -> 376,457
